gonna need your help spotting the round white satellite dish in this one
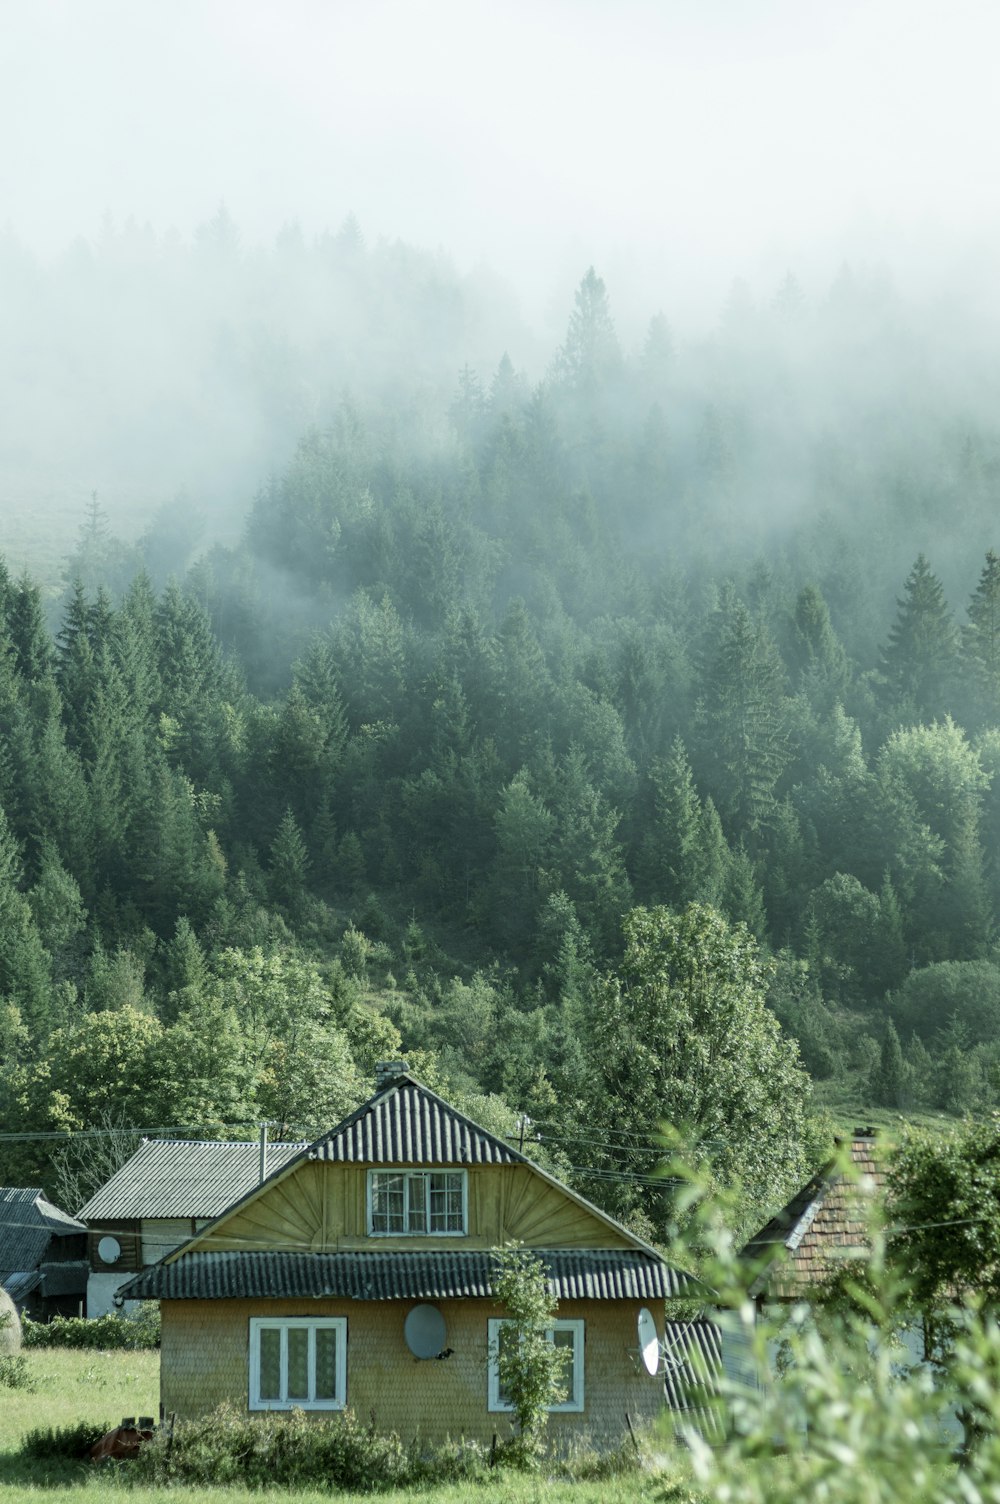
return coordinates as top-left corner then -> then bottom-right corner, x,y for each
98,1235 -> 122,1265
637,1306 -> 659,1375
404,1303 -> 447,1359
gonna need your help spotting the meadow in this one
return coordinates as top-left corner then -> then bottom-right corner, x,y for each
0,1348 -> 685,1504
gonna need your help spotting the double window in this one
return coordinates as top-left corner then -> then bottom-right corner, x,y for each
368,1170 -> 467,1235
249,1317 -> 347,1410
486,1318 -> 585,1413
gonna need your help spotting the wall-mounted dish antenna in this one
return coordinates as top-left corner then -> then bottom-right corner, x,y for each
98,1235 -> 122,1265
637,1306 -> 660,1375
404,1303 -> 447,1359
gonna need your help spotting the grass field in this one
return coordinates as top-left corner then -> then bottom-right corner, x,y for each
0,1348 -> 688,1503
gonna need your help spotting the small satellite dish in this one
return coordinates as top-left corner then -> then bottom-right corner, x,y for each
637,1306 -> 659,1375
404,1303 -> 447,1359
98,1235 -> 122,1265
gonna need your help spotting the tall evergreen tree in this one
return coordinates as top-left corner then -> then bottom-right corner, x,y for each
962,548 -> 1000,726
881,554 -> 959,721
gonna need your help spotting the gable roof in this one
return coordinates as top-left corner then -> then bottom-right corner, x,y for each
77,1139 -> 308,1222
163,1070 -> 668,1266
741,1133 -> 885,1298
308,1075 -> 523,1165
0,1188 -> 85,1284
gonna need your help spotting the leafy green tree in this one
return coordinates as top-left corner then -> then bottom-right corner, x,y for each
585,903 -> 810,1236
490,1244 -> 568,1463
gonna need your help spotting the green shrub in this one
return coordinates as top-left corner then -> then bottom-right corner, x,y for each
21,1302 -> 160,1350
135,1405 -> 411,1491
22,1420 -> 114,1459
0,1353 -> 35,1390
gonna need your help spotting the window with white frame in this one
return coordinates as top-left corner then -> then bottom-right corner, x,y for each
368,1170 -> 467,1235
487,1318 -> 585,1413
249,1317 -> 347,1410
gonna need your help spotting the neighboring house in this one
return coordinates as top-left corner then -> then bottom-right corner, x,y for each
0,1187 -> 88,1319
741,1130 -> 884,1302
78,1137 -> 307,1315
121,1062 -> 696,1448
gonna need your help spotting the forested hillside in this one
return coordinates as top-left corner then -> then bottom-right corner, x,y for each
4,250 -> 1000,1241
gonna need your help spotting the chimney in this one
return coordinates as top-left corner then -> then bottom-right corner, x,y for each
375,1060 -> 407,1091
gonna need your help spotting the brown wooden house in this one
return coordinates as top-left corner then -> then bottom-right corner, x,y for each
122,1063 -> 695,1448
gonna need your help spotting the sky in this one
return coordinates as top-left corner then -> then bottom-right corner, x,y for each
3,0 -> 1000,328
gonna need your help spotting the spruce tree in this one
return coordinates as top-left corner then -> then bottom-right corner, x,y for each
881,554 -> 959,721
962,548 -> 1000,726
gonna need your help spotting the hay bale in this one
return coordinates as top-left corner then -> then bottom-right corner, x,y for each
0,1286 -> 23,1353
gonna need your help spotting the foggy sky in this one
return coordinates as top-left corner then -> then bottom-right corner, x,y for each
4,0 -> 1000,327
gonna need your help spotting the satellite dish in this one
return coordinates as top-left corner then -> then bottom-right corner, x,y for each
637,1306 -> 659,1375
404,1303 -> 447,1359
98,1235 -> 122,1265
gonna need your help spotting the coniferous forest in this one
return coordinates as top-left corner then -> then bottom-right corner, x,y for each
4,224 -> 1000,1241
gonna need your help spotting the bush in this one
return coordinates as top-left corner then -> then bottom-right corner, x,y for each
135,1407 -> 526,1490
21,1303 -> 160,1350
135,1406 -> 411,1491
0,1353 -> 35,1390
22,1420 -> 114,1459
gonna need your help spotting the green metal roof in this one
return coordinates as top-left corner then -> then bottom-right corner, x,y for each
120,1248 -> 694,1303
77,1140 -> 308,1222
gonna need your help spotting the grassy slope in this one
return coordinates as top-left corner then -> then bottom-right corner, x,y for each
0,1348 -> 687,1503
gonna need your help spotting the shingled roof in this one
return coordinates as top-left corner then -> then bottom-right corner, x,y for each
77,1139 -> 308,1222
0,1188 -> 85,1285
120,1247 -> 693,1302
741,1132 -> 884,1299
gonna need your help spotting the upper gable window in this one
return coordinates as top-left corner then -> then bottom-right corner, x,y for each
368,1170 -> 467,1235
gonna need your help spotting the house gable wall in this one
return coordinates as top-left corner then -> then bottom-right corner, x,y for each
186,1162 -> 636,1256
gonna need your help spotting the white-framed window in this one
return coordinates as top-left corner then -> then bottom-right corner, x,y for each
367,1169 -> 467,1235
487,1318 -> 585,1413
249,1317 -> 347,1410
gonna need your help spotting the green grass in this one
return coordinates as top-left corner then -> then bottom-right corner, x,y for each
0,1348 -> 690,1502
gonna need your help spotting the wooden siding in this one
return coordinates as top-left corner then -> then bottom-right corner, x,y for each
183,1163 -> 637,1256
159,1296 -> 665,1446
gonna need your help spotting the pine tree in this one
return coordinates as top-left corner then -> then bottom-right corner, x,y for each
698,593 -> 788,835
881,554 -> 959,721
552,268 -> 622,397
269,808 -> 311,915
962,549 -> 1000,726
870,1019 -> 906,1108
641,738 -> 704,907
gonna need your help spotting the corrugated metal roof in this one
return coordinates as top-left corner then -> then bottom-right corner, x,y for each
310,1078 -> 521,1165
662,1319 -> 726,1445
0,1188 -> 86,1282
120,1248 -> 693,1303
3,1270 -> 41,1302
741,1135 -> 885,1299
77,1140 -> 309,1221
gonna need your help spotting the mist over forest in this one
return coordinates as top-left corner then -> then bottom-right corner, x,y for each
2,191 -> 1000,1240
